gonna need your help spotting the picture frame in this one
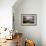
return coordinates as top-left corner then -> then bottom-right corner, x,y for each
21,14 -> 37,26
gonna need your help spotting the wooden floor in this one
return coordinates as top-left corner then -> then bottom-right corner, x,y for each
0,39 -> 16,46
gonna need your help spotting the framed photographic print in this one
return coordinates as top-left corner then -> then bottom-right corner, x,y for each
21,14 -> 37,26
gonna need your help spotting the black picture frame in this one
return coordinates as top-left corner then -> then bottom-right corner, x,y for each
21,14 -> 37,26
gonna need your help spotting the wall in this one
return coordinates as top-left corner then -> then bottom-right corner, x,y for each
41,0 -> 46,46
13,0 -> 41,46
0,0 -> 16,30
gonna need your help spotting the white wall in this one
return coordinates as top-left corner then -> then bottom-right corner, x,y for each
13,0 -> 46,46
0,0 -> 16,30
41,0 -> 46,46
13,0 -> 41,46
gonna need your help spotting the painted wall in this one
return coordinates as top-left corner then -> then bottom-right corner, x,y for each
0,0 -> 16,30
13,0 -> 41,46
41,0 -> 46,46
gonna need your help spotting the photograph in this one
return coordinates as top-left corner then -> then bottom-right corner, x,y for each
21,14 -> 37,26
